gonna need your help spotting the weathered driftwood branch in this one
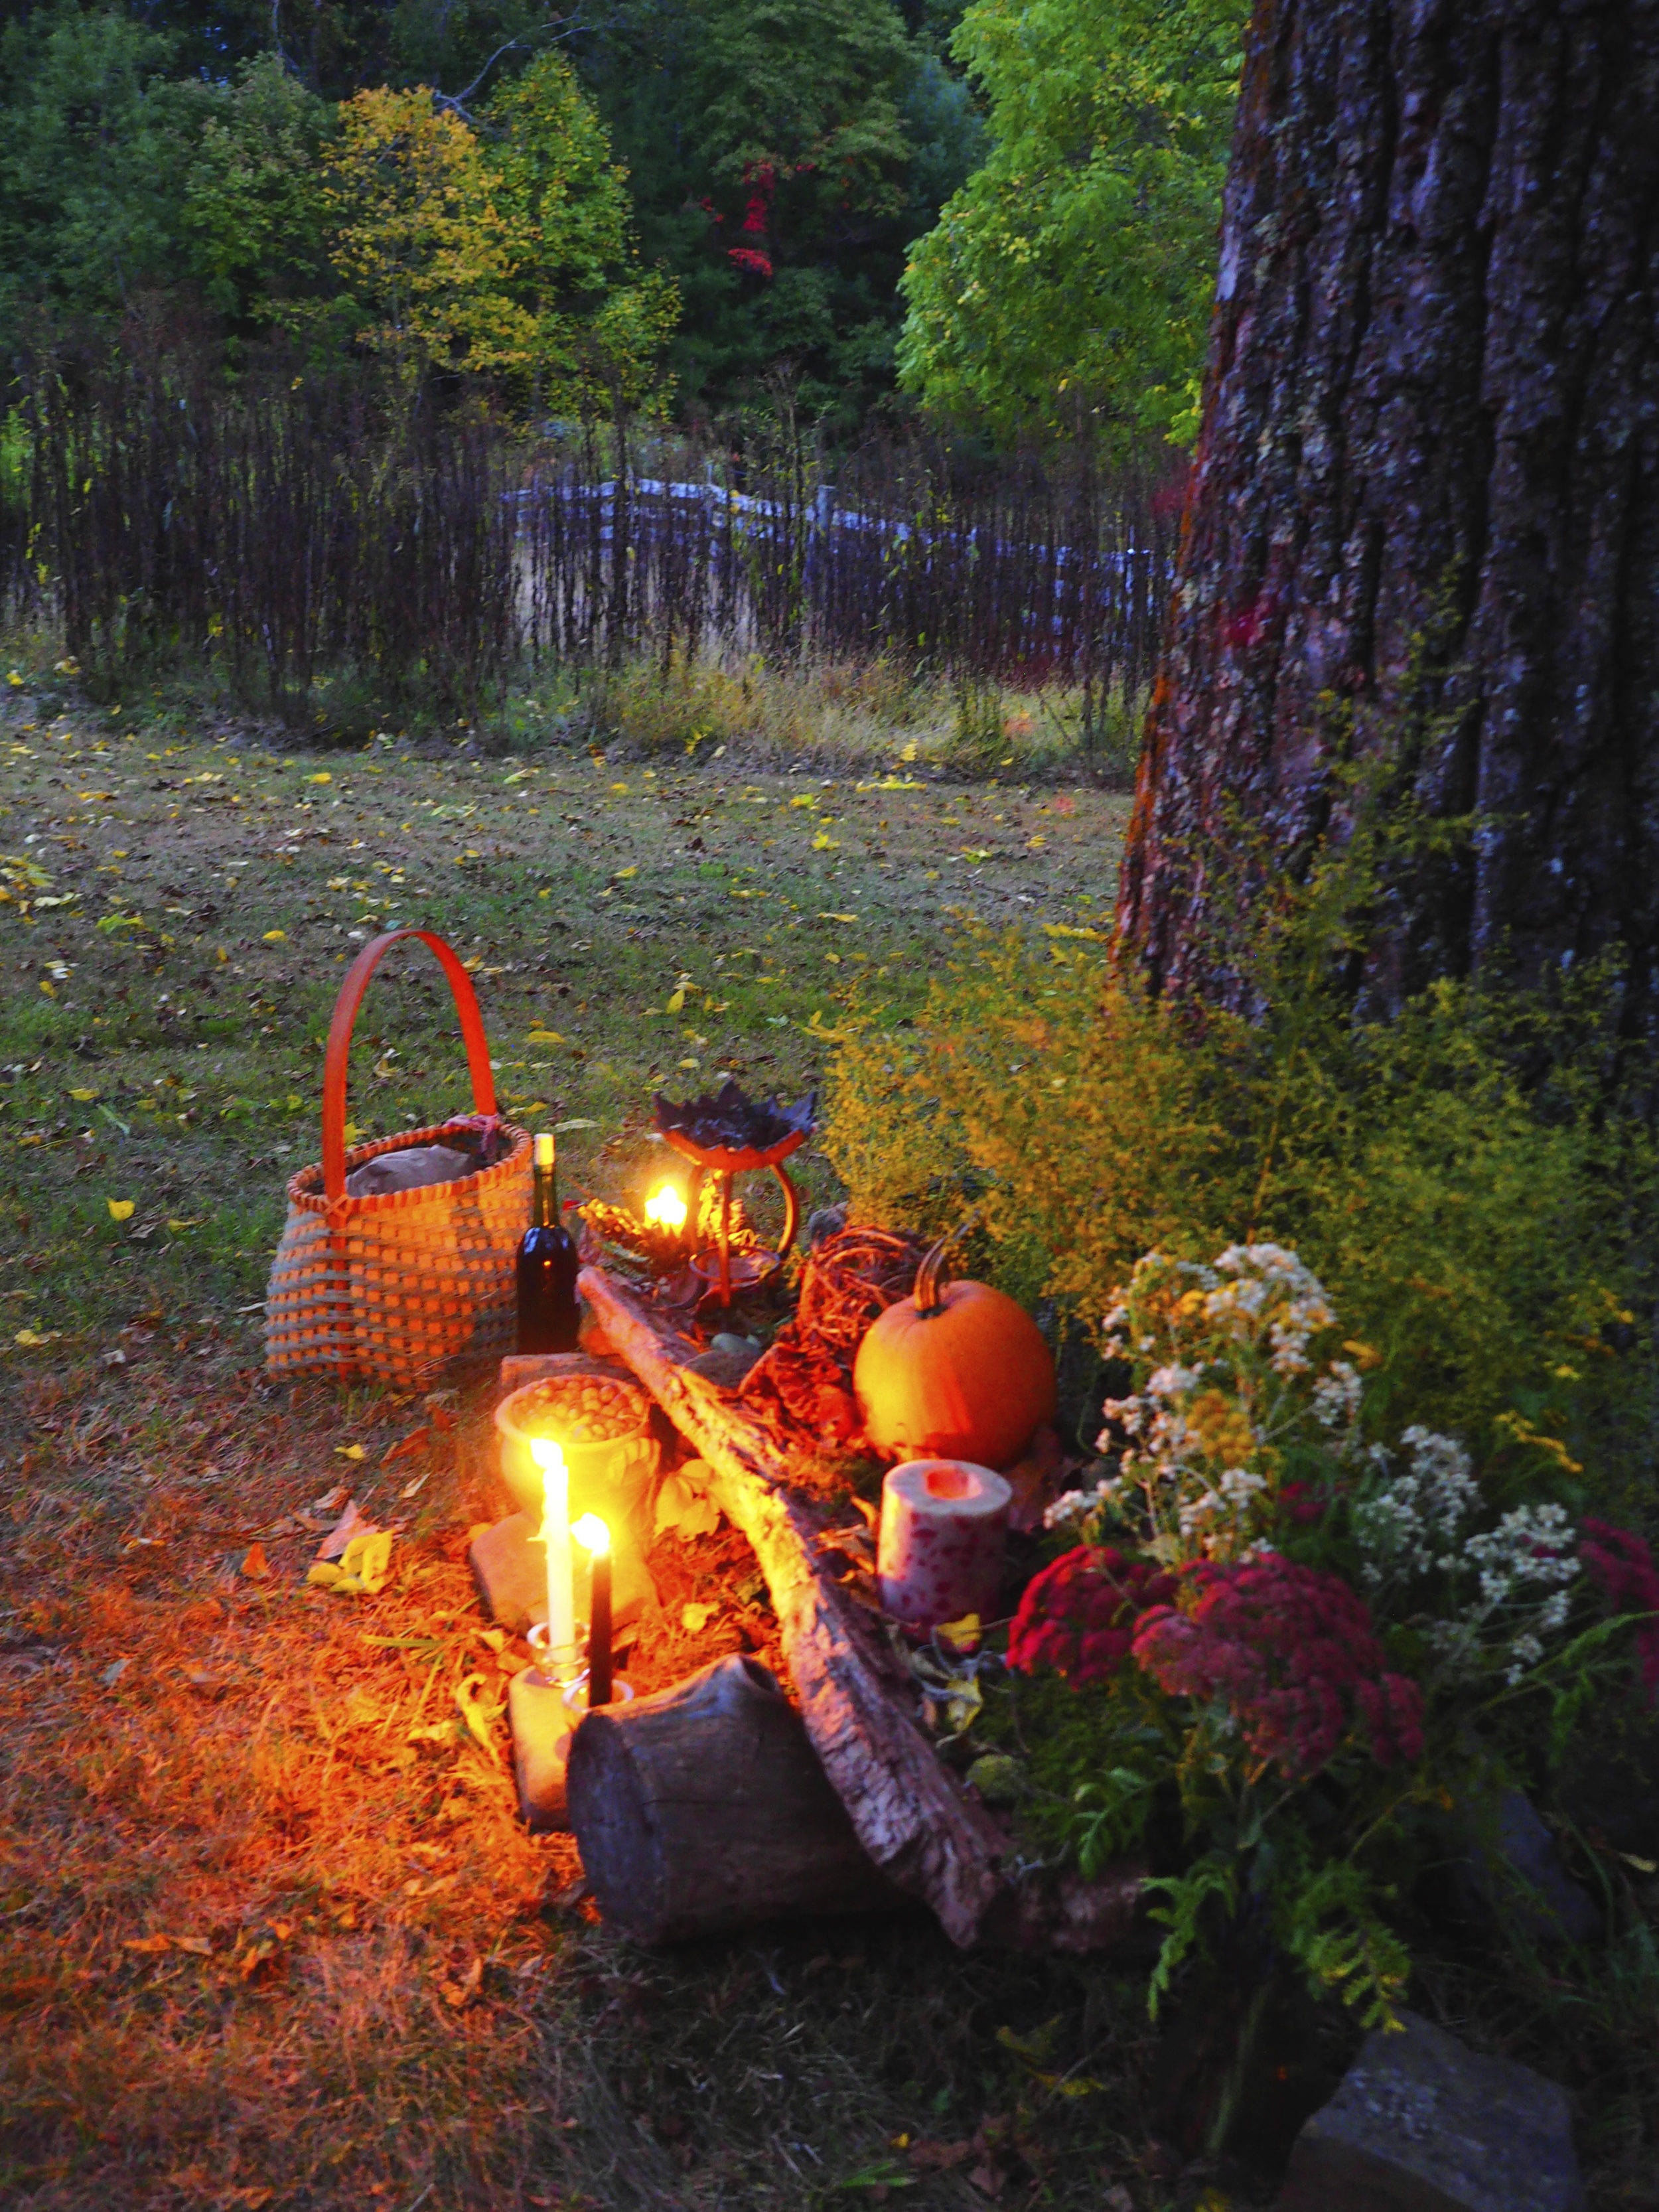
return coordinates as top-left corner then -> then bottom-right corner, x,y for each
566,1654 -> 902,1944
579,1263 -> 1011,1946
581,1266 -> 1145,1956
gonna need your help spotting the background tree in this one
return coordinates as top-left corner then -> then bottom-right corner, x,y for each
0,1 -> 212,349
323,58 -> 676,406
483,50 -> 679,415
180,53 -> 336,347
1116,0 -> 1659,1039
324,85 -> 530,390
897,0 -> 1244,449
576,0 -> 984,427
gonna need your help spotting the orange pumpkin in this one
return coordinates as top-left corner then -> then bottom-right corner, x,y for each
853,1233 -> 1056,1468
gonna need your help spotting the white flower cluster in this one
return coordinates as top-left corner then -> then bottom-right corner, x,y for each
1090,1244 -> 1358,1563
1312,1361 -> 1364,1429
1356,1431 -> 1579,1684
1044,1481 -> 1112,1531
1204,1244 -> 1336,1376
1352,1427 -> 1482,1580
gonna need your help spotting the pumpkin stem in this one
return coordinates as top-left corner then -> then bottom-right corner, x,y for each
915,1211 -> 979,1317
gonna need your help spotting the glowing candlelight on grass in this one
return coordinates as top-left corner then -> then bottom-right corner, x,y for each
573,1512 -> 613,1707
531,1436 -> 577,1682
644,1181 -> 687,1232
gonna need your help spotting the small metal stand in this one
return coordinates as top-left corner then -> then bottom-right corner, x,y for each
654,1080 -> 815,1308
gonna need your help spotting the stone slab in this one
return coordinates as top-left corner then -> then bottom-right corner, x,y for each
1278,2010 -> 1583,2212
469,1511 -> 656,1639
508,1666 -> 577,1834
496,1350 -> 636,1405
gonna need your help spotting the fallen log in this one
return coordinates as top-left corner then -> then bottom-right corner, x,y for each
581,1264 -> 1052,1949
566,1653 -> 902,1943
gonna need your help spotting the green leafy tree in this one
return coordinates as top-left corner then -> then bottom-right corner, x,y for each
0,1 -> 214,348
180,54 -> 336,338
577,0 -> 979,426
897,0 -> 1244,448
483,50 -> 679,415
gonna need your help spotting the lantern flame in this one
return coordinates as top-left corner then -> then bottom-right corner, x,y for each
572,1512 -> 610,1555
644,1182 -> 687,1230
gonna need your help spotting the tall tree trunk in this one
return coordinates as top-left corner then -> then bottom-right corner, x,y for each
1117,0 -> 1659,1030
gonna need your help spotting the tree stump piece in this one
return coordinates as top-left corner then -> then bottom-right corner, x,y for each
566,1654 -> 900,1944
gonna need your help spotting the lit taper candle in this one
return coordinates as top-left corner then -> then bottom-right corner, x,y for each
530,1436 -> 577,1681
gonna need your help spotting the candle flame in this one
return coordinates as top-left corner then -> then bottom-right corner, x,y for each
529,1436 -> 567,1478
571,1512 -> 610,1554
644,1181 -> 687,1230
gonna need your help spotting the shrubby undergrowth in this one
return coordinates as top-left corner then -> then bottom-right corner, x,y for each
824,851 -> 1659,1512
823,812 -> 1659,2110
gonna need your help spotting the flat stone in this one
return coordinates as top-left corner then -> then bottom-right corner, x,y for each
508,1666 -> 577,1834
496,1350 -> 636,1404
469,1511 -> 656,1638
1278,2010 -> 1583,2212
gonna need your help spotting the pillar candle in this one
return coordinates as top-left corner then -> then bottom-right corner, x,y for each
877,1459 -> 1012,1633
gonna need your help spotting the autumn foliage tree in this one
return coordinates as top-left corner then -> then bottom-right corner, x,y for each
325,55 -> 676,407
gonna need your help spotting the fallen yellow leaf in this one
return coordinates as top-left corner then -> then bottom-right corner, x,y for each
454,1674 -> 503,1763
340,1528 -> 393,1595
68,1087 -> 98,1102
262,928 -> 285,944
107,1198 -> 135,1222
305,772 -> 332,785
335,1443 -> 366,1461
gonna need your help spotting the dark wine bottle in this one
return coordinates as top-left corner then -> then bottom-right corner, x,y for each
516,1131 -> 580,1352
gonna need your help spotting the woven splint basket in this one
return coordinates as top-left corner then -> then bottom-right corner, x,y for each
265,928 -> 531,1384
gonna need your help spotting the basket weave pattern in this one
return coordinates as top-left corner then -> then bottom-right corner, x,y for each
267,1121 -> 531,1383
263,928 -> 531,1384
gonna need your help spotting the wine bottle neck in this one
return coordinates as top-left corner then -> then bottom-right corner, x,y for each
532,1134 -> 558,1228
534,1160 -> 559,1228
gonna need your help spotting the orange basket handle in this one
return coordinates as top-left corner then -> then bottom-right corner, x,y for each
321,930 -> 498,1208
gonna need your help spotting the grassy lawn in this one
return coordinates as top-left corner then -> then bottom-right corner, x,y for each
0,697 -> 1227,2212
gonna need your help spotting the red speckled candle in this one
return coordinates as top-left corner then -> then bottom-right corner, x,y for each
877,1459 -> 1012,1632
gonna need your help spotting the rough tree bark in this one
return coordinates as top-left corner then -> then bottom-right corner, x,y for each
1117,0 -> 1659,1029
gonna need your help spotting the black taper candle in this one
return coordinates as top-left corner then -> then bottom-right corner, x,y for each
587,1539 -> 613,1707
